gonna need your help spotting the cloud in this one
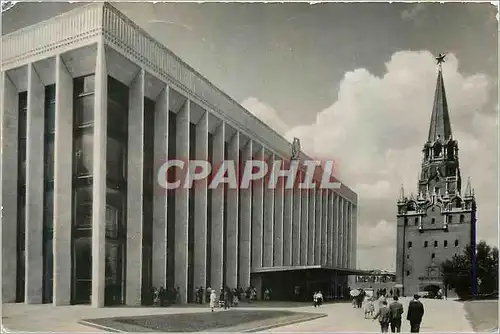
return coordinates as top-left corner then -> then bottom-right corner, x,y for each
401,3 -> 426,22
243,50 -> 498,270
241,97 -> 289,136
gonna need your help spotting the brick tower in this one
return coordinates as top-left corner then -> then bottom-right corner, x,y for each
395,54 -> 476,297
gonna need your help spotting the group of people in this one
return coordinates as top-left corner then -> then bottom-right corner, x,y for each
207,286 -> 259,312
313,291 -> 324,307
364,294 -> 425,333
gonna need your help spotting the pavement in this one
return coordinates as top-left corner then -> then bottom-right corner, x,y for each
260,297 -> 475,332
1,297 -> 476,332
463,299 -> 499,332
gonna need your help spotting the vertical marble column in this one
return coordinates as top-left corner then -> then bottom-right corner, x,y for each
1,72 -> 19,303
174,99 -> 190,303
193,111 -> 208,291
334,195 -> 340,268
282,164 -> 293,267
53,55 -> 73,305
152,86 -> 169,288
314,189 -> 322,265
351,205 -> 357,269
343,200 -> 349,268
91,40 -> 107,308
321,189 -> 328,265
346,202 -> 351,268
263,153 -> 275,267
273,159 -> 284,267
299,172 -> 309,265
326,191 -> 334,267
210,123 -> 225,290
239,140 -> 252,287
126,69 -> 145,306
225,132 -> 239,288
307,189 -> 316,265
25,63 -> 45,304
291,171 -> 301,266
251,147 -> 264,270
340,198 -> 346,267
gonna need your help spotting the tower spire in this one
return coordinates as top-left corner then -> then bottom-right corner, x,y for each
465,177 -> 472,197
399,183 -> 405,201
428,53 -> 452,142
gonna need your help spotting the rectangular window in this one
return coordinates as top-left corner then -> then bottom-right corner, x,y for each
105,206 -> 119,239
74,75 -> 95,96
74,95 -> 95,127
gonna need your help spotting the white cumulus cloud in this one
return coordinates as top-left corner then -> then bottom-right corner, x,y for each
243,50 -> 498,270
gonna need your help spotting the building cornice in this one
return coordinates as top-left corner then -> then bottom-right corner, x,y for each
1,2 -> 357,202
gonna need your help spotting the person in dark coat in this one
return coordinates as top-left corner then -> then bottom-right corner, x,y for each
407,294 -> 424,333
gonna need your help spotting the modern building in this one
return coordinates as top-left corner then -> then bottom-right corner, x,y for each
1,3 -> 359,308
395,57 -> 476,297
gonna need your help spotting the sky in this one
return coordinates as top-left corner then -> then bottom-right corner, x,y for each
3,1 -> 498,271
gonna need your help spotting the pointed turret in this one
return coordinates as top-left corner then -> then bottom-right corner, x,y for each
428,64 -> 452,142
399,184 -> 405,202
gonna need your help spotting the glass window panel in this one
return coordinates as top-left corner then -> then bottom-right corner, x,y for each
107,100 -> 127,134
45,84 -> 56,102
74,238 -> 92,280
108,76 -> 129,104
105,205 -> 119,239
19,110 -> 27,139
74,95 -> 94,127
105,242 -> 120,282
106,138 -> 125,181
74,187 -> 93,229
44,190 -> 54,229
45,102 -> 56,133
75,134 -> 94,176
74,75 -> 95,96
45,137 -> 54,181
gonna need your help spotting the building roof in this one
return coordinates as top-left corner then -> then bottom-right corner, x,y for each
2,2 -> 358,203
428,68 -> 452,142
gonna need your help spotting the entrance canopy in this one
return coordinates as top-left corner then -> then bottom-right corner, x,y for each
251,265 -> 372,276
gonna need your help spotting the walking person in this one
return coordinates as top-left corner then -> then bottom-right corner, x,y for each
317,291 -> 324,306
209,289 -> 217,312
373,300 -> 391,333
389,296 -> 404,332
407,295 -> 425,333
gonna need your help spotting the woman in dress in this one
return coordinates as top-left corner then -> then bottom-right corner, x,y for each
209,289 -> 217,312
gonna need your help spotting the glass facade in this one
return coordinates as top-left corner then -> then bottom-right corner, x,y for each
105,76 -> 128,306
16,92 -> 27,302
237,149 -> 243,287
43,84 -> 56,303
72,74 -> 96,304
141,97 -> 155,304
223,145 -> 228,286
166,111 -> 177,289
206,133 -> 213,288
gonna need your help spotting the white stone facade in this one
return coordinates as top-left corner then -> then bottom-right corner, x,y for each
1,3 -> 358,308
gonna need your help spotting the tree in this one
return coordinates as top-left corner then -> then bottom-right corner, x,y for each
441,241 -> 498,300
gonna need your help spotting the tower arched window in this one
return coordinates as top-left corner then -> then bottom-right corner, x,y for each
447,216 -> 453,224
424,241 -> 428,248
454,239 -> 459,247
434,241 -> 438,248
444,240 -> 448,248
431,253 -> 435,259
431,218 -> 435,224
460,215 -> 464,223
414,218 -> 419,226
408,241 -> 412,249
404,218 -> 408,226
406,271 -> 410,276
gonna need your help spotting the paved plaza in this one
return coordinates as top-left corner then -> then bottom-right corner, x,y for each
2,297 -> 480,332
